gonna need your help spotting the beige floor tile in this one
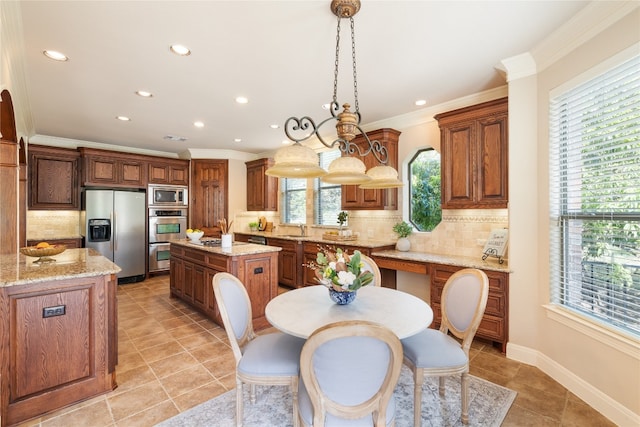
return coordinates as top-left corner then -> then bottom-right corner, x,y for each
133,330 -> 178,350
172,380 -> 228,411
159,364 -> 216,398
139,340 -> 186,363
108,380 -> 170,421
507,381 -> 567,421
115,351 -> 146,375
115,400 -> 179,427
113,364 -> 158,394
159,314 -> 197,330
41,399 -> 114,427
561,397 -> 617,427
502,404 -> 560,427
189,340 -> 233,364
167,322 -> 208,339
148,351 -> 200,378
202,354 -> 236,378
176,330 -> 221,349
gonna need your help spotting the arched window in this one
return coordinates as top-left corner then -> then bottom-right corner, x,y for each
409,148 -> 441,232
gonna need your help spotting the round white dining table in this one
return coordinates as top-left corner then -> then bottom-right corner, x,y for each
265,285 -> 433,339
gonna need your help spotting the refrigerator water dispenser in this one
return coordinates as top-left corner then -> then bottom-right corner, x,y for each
88,219 -> 111,242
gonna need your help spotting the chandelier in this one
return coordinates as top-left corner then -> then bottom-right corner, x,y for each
265,0 -> 402,189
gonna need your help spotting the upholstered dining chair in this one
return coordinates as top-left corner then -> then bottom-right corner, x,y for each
401,268 -> 489,425
212,272 -> 305,427
298,320 -> 403,426
360,254 -> 382,286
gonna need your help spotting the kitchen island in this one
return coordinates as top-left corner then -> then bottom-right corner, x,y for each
0,248 -> 120,427
169,240 -> 281,330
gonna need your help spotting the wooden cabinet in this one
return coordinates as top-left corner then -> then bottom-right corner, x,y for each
170,244 -> 278,330
246,158 -> 278,211
79,148 -> 146,188
1,90 -> 19,255
148,158 -> 189,186
28,145 -> 80,210
435,98 -> 508,209
430,264 -> 509,352
0,274 -> 117,426
190,159 -> 228,229
266,237 -> 303,288
342,128 -> 401,210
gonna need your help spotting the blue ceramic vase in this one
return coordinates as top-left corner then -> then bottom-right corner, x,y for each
328,288 -> 357,305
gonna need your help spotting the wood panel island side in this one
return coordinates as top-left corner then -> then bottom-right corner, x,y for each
0,248 -> 120,427
169,240 -> 281,330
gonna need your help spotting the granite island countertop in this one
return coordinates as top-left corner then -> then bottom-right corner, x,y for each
0,248 -> 121,287
170,239 -> 282,255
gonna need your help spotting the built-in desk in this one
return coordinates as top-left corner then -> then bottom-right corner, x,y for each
371,250 -> 509,352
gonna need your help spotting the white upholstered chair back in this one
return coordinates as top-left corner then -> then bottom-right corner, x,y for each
359,254 -> 382,287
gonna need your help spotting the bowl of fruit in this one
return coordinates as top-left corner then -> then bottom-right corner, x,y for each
186,228 -> 204,242
20,242 -> 67,262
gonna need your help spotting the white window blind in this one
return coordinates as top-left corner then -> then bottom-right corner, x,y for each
281,177 -> 306,224
549,54 -> 640,337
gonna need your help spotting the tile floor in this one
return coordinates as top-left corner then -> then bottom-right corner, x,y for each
18,274 -> 615,427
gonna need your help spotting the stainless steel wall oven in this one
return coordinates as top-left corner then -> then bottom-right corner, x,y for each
148,207 -> 187,273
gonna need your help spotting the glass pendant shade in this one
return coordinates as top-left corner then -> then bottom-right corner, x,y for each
265,143 -> 327,178
321,156 -> 371,184
359,165 -> 403,188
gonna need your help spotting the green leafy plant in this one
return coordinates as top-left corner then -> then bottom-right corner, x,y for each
337,211 -> 348,226
248,222 -> 259,230
393,221 -> 413,238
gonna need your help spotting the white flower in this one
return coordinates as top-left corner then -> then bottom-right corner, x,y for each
329,261 -> 337,270
336,270 -> 356,288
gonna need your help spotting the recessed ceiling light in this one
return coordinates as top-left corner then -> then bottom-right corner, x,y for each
170,44 -> 191,56
194,121 -> 204,128
415,99 -> 427,106
234,138 -> 242,143
43,50 -> 68,61
136,90 -> 153,98
270,124 -> 279,129
116,116 -> 131,121
235,96 -> 248,104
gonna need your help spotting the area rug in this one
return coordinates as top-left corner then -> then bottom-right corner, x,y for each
157,366 -> 516,427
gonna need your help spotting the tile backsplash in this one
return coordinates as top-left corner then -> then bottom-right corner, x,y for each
27,211 -> 81,239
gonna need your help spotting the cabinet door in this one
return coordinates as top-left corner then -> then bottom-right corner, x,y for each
476,113 -> 508,207
267,238 -> 301,287
246,158 -> 277,211
191,160 -> 228,229
28,145 -> 79,210
341,128 -> 400,210
440,121 -> 475,208
170,257 -> 184,296
148,160 -> 189,186
82,154 -> 145,187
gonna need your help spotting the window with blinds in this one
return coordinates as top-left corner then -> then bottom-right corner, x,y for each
549,53 -> 640,338
314,150 -> 342,226
281,177 -> 306,224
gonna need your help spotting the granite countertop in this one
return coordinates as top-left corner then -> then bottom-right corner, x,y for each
0,248 -> 121,287
171,239 -> 282,256
234,231 -> 397,248
370,249 -> 510,273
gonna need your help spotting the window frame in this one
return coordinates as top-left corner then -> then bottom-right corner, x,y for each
408,147 -> 442,232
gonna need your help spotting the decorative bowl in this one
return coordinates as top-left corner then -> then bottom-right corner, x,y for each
328,288 -> 357,305
20,245 -> 67,262
186,231 -> 204,242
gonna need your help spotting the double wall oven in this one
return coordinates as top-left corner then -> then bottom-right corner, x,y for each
148,185 -> 188,273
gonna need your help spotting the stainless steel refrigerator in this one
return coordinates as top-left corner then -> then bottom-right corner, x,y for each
82,189 -> 146,283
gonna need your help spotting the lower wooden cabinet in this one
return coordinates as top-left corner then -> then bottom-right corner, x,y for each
266,238 -> 303,288
0,274 -> 117,426
169,244 -> 278,330
430,264 -> 509,352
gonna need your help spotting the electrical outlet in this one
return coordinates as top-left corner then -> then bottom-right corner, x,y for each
43,305 -> 66,318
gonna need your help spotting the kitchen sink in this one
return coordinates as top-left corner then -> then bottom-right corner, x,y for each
276,234 -> 306,238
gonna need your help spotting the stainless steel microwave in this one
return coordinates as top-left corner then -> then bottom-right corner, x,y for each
148,184 -> 188,207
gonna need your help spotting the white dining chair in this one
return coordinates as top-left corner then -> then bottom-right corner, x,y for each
360,254 -> 382,286
298,320 -> 403,426
212,272 -> 305,427
401,268 -> 489,425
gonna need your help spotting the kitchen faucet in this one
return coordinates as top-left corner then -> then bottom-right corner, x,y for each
299,224 -> 307,236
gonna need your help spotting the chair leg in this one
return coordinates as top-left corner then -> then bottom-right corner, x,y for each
291,377 -> 299,427
461,372 -> 469,424
438,377 -> 445,397
236,379 -> 243,427
250,383 -> 256,404
413,368 -> 424,427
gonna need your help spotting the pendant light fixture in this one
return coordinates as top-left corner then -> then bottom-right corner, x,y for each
265,0 -> 402,189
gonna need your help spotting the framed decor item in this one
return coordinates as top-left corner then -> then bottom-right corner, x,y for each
482,229 -> 508,263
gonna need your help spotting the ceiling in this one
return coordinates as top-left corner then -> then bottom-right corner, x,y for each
17,0 -> 589,156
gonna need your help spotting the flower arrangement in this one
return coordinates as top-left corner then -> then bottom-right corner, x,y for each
393,221 -> 413,238
308,246 -> 373,292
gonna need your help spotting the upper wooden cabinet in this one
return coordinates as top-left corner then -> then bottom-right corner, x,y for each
341,128 -> 401,210
28,144 -> 80,210
1,90 -> 19,254
190,159 -> 228,230
435,98 -> 508,209
79,148 -> 146,188
246,158 -> 278,211
148,158 -> 189,186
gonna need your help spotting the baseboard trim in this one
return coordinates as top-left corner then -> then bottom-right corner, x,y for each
506,342 -> 639,426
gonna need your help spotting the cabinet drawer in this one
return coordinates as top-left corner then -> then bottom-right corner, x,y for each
477,314 -> 505,341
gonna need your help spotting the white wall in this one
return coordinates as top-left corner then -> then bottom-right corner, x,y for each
507,6 -> 640,425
